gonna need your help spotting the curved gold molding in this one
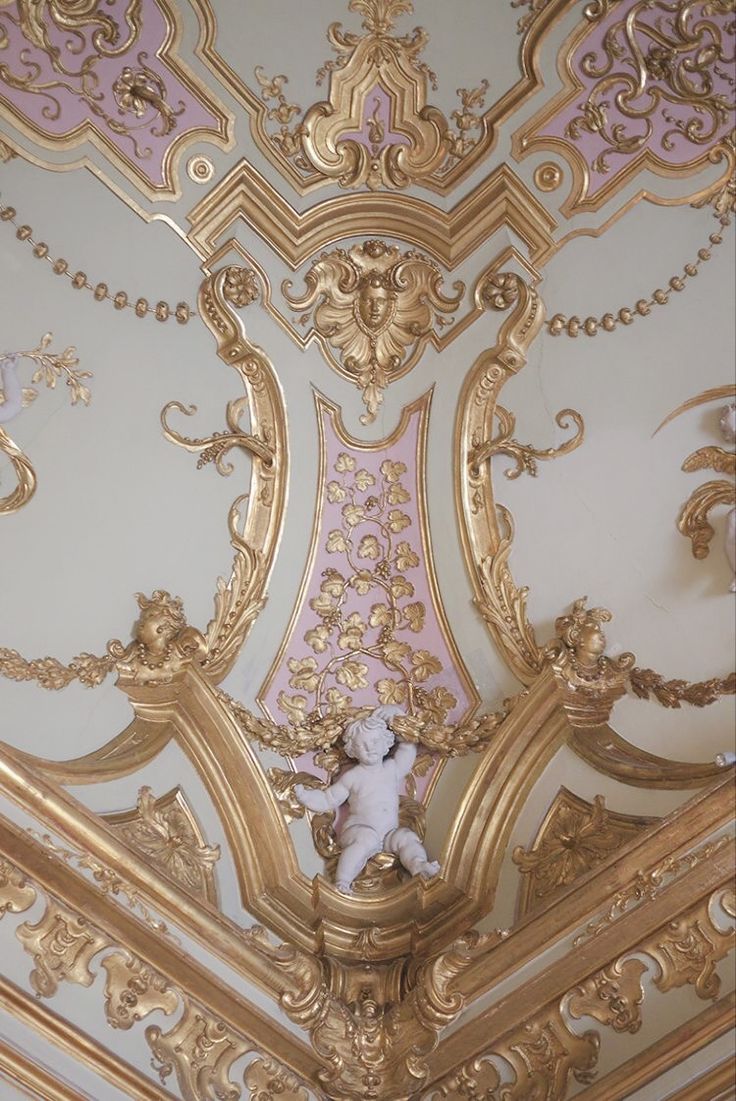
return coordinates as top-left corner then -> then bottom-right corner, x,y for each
0,425 -> 36,516
569,726 -> 728,789
186,160 -> 557,268
454,273 -> 547,684
167,267 -> 289,684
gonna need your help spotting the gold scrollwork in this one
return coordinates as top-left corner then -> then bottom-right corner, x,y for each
244,1057 -> 309,1101
0,858 -> 36,917
252,0 -> 488,192
16,904 -> 109,999
174,266 -> 288,684
283,242 -> 463,422
101,951 -> 179,1031
469,404 -> 584,480
147,1002 -> 251,1101
567,957 -> 647,1033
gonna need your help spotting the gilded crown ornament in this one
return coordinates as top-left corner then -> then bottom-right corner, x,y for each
544,598 -> 635,728
108,590 -> 206,684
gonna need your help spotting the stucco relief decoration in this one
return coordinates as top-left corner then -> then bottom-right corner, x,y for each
283,241 -> 463,422
0,0 -> 229,194
0,337 -> 90,516
260,393 -> 476,889
515,0 -> 736,212
254,0 -> 490,190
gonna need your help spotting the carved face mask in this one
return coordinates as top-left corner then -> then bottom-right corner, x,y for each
357,278 -> 393,332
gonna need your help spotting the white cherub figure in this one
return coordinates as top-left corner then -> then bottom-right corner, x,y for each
294,705 -> 441,895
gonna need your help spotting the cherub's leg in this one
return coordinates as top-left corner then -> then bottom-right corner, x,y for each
385,827 -> 441,879
335,825 -> 382,894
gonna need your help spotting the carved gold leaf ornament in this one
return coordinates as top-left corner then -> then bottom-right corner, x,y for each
0,333 -> 91,515
567,957 -> 647,1033
244,1057 -> 309,1101
147,1002 -> 251,1101
16,903 -> 108,998
513,790 -> 654,915
283,241 -> 463,422
105,787 -> 220,905
101,951 -> 179,1031
253,0 -> 489,191
469,404 -> 584,480
0,858 -> 36,916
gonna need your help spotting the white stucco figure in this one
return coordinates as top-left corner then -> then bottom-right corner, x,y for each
294,706 -> 441,895
0,354 -> 22,424
719,403 -> 736,592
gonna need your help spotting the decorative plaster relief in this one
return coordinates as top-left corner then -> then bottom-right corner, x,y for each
515,0 -> 736,214
260,392 -> 477,735
0,0 -> 230,197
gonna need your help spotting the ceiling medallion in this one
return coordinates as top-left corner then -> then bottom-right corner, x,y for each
252,0 -> 490,191
283,240 -> 463,421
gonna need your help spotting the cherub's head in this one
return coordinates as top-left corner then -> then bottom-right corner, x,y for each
555,597 -> 611,670
343,706 -> 402,765
356,272 -> 393,332
133,590 -> 186,657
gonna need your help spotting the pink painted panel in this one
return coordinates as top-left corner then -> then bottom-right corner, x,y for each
340,85 -> 409,152
539,0 -> 735,195
261,397 -> 475,791
0,0 -> 222,187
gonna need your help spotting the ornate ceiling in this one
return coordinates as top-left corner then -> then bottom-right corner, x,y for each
0,1 -> 734,1099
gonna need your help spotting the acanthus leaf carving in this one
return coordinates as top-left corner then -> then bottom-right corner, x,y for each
0,857 -> 36,916
244,1056 -> 309,1101
646,906 -> 736,1000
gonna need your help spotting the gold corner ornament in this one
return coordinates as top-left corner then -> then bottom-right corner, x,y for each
251,0 -> 490,192
513,789 -> 654,917
282,241 -> 463,422
0,335 -> 91,516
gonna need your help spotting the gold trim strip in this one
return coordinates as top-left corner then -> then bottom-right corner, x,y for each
0,976 -> 178,1101
663,1059 -> 736,1101
427,839 -> 735,1085
569,725 -> 725,789
575,994 -> 735,1101
186,161 -> 557,268
0,805 -> 321,1083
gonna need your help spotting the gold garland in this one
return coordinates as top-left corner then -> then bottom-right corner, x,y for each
219,689 -> 524,758
628,667 -> 736,709
0,193 -> 195,324
547,229 -> 726,338
0,648 -> 114,690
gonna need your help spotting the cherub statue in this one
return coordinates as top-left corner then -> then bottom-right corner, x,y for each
294,706 -> 440,895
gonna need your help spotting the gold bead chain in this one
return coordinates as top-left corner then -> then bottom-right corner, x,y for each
547,229 -> 727,338
0,195 -> 196,324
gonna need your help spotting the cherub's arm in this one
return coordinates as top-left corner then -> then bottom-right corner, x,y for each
393,739 -> 416,779
294,776 -> 351,813
0,355 -> 22,425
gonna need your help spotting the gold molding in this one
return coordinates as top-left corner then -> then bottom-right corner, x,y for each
0,973 -> 179,1101
186,160 -> 557,268
512,8 -> 736,218
193,0 -> 577,199
576,992 -> 735,1101
0,1040 -> 87,1101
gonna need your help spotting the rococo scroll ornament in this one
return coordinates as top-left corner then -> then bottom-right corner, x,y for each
0,337 -> 91,516
514,0 -> 736,214
253,0 -> 489,191
283,241 -> 463,422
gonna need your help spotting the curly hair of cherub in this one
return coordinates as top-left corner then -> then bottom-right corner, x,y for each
343,706 -> 403,759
